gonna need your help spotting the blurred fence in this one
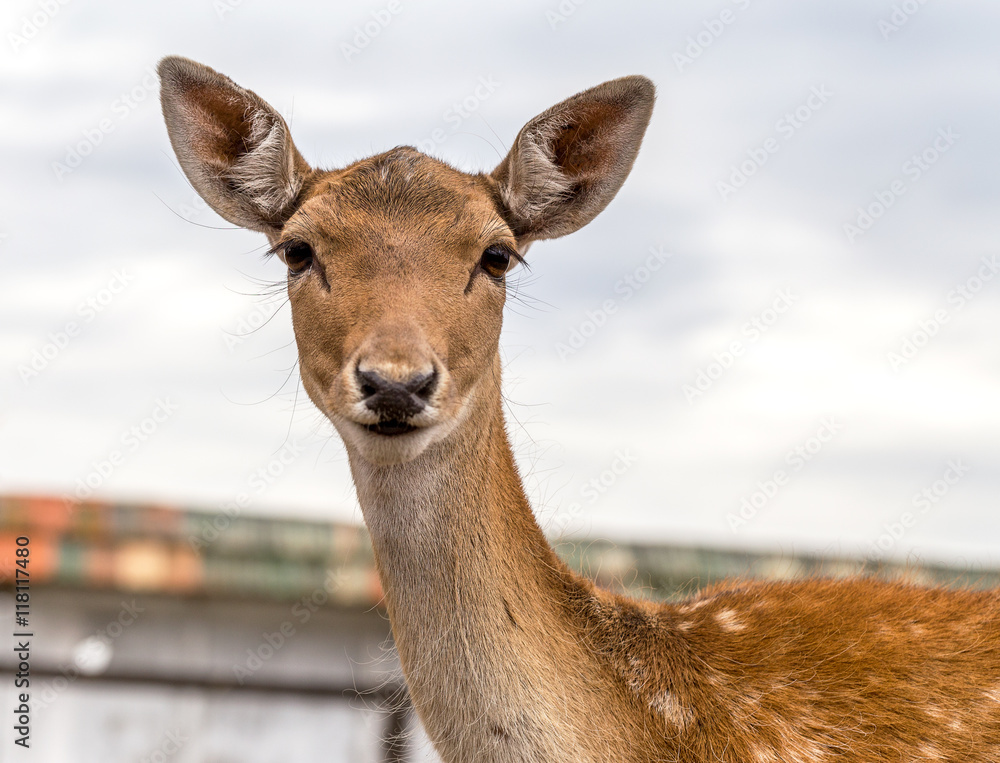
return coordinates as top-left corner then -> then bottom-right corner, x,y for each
2,494 -> 998,761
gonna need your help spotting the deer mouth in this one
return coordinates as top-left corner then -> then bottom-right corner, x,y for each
364,419 -> 419,436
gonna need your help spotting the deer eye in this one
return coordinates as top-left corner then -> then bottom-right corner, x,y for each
480,245 -> 512,280
282,241 -> 314,274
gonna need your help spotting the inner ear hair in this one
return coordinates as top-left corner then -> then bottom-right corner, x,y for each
493,75 -> 655,244
158,56 -> 311,233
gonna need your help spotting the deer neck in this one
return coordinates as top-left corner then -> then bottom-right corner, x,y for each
346,356 -> 562,651
345,358 -> 619,759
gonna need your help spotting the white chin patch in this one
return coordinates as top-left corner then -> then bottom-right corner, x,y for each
332,419 -> 450,465
327,391 -> 474,466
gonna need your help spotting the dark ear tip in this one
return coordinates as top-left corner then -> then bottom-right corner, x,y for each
623,74 -> 656,94
157,55 -> 192,85
569,75 -> 655,128
614,75 -> 657,111
157,56 -> 228,91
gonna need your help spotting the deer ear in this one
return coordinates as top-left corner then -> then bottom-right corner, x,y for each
157,56 -> 311,234
492,76 -> 654,244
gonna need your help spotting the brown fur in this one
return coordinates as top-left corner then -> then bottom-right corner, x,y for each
158,57 -> 1000,762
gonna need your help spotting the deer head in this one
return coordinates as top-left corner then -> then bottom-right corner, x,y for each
158,57 -> 654,467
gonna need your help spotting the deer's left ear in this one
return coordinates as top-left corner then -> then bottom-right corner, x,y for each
158,56 -> 312,235
491,75 -> 655,245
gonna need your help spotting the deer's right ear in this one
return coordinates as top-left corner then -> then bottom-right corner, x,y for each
157,56 -> 311,234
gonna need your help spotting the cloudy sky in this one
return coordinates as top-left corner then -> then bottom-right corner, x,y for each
2,0 -> 998,566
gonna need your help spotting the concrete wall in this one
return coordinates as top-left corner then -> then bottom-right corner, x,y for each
0,588 -> 441,762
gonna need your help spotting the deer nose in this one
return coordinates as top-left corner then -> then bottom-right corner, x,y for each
357,367 -> 437,420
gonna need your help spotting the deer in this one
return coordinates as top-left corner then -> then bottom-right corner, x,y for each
157,56 -> 1000,763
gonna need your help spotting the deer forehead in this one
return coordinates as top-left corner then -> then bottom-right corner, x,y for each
286,147 -> 511,264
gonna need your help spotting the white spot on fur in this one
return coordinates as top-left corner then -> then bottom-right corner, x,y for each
751,746 -> 779,763
715,608 -> 746,632
678,596 -> 716,615
918,743 -> 944,760
649,690 -> 694,731
626,655 -> 648,695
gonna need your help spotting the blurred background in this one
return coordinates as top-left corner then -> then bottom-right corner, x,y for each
1,1 -> 999,761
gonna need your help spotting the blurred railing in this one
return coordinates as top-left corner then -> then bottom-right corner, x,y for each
3,493 -> 998,761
